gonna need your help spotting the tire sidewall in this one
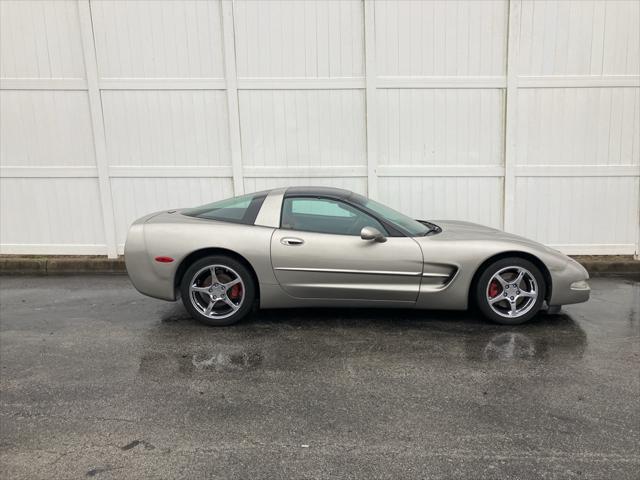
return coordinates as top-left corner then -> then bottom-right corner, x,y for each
180,255 -> 255,326
475,257 -> 546,325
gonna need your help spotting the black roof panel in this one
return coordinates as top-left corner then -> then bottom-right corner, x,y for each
284,186 -> 353,199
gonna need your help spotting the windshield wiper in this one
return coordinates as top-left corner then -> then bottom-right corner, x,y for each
419,220 -> 441,236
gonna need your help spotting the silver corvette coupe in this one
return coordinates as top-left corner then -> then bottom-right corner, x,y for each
125,187 -> 590,326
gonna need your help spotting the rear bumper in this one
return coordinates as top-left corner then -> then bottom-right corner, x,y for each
124,216 -> 177,301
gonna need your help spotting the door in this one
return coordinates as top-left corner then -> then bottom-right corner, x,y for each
270,196 -> 424,303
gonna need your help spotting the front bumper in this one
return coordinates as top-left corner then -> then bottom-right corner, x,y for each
548,258 -> 591,306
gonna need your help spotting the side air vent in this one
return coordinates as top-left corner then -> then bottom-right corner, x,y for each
421,265 -> 458,291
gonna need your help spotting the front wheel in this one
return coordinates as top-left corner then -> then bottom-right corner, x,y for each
180,255 -> 255,326
475,258 -> 546,325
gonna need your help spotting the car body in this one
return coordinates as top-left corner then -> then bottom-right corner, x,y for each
125,187 -> 590,325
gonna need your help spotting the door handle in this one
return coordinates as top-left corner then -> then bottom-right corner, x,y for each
281,237 -> 304,246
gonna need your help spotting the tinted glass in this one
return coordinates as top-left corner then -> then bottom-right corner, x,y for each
183,192 -> 266,224
282,197 -> 387,236
290,198 -> 354,217
352,194 -> 429,236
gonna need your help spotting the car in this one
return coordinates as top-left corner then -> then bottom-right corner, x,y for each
124,186 -> 590,326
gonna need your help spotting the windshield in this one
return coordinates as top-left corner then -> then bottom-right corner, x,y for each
352,194 -> 430,236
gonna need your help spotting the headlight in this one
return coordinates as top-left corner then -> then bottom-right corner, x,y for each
570,280 -> 590,290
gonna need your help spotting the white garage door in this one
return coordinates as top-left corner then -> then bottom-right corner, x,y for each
1,0 -> 638,258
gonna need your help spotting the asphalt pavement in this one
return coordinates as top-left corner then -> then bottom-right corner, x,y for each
0,274 -> 638,479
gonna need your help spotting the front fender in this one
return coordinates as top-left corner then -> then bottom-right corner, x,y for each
413,236 -> 571,310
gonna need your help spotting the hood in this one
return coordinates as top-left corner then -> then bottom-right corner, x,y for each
429,220 -> 552,250
433,219 -> 500,235
424,219 -> 585,275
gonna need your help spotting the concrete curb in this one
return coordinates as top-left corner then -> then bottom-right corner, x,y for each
0,256 -> 126,275
1,255 -> 638,276
571,256 -> 640,275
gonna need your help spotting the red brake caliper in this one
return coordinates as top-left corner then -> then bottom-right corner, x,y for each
229,284 -> 242,300
488,280 -> 501,298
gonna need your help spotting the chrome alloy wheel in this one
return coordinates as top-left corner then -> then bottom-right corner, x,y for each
189,264 -> 245,320
486,266 -> 538,319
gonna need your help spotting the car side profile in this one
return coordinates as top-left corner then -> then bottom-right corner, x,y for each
125,187 -> 590,326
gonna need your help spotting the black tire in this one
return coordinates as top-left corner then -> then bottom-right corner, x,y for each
180,255 -> 255,326
475,257 -> 546,325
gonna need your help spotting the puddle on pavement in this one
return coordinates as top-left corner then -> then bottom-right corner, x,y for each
463,315 -> 587,361
138,346 -> 264,378
191,350 -> 263,370
475,332 -> 542,360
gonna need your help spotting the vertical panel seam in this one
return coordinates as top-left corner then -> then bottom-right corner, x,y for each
221,0 -> 244,195
636,163 -> 640,259
77,0 -> 118,258
503,0 -> 521,233
363,0 -> 377,199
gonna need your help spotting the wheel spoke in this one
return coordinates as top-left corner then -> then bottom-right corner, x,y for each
509,300 -> 518,316
222,297 -> 239,311
190,285 -> 209,293
210,267 -> 219,283
224,278 -> 241,288
495,274 -> 508,287
489,296 -> 505,305
519,290 -> 536,298
514,269 -> 525,287
204,301 -> 215,315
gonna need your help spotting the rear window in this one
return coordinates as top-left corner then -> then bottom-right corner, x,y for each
182,192 -> 267,225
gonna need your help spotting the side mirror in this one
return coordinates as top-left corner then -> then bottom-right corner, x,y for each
360,226 -> 387,243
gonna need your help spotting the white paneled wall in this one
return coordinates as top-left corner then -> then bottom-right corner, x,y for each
91,0 -> 225,80
234,0 -> 364,78
518,0 -> 640,76
101,90 -> 231,167
0,0 -> 638,258
0,90 -> 96,167
0,178 -> 105,251
513,177 -> 639,251
239,90 -> 367,168
376,89 -> 505,166
516,87 -> 639,167
374,0 -> 507,77
0,0 -> 85,79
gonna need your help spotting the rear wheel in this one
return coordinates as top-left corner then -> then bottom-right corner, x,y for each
180,255 -> 255,326
475,257 -> 546,325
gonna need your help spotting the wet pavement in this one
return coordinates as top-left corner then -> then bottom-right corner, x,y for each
0,274 -> 638,479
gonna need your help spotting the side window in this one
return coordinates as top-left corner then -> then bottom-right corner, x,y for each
183,192 -> 266,224
282,197 -> 387,236
290,198 -> 354,217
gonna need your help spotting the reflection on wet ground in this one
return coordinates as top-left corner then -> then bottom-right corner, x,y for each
0,274 -> 638,479
146,304 -> 589,373
155,285 -> 595,358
